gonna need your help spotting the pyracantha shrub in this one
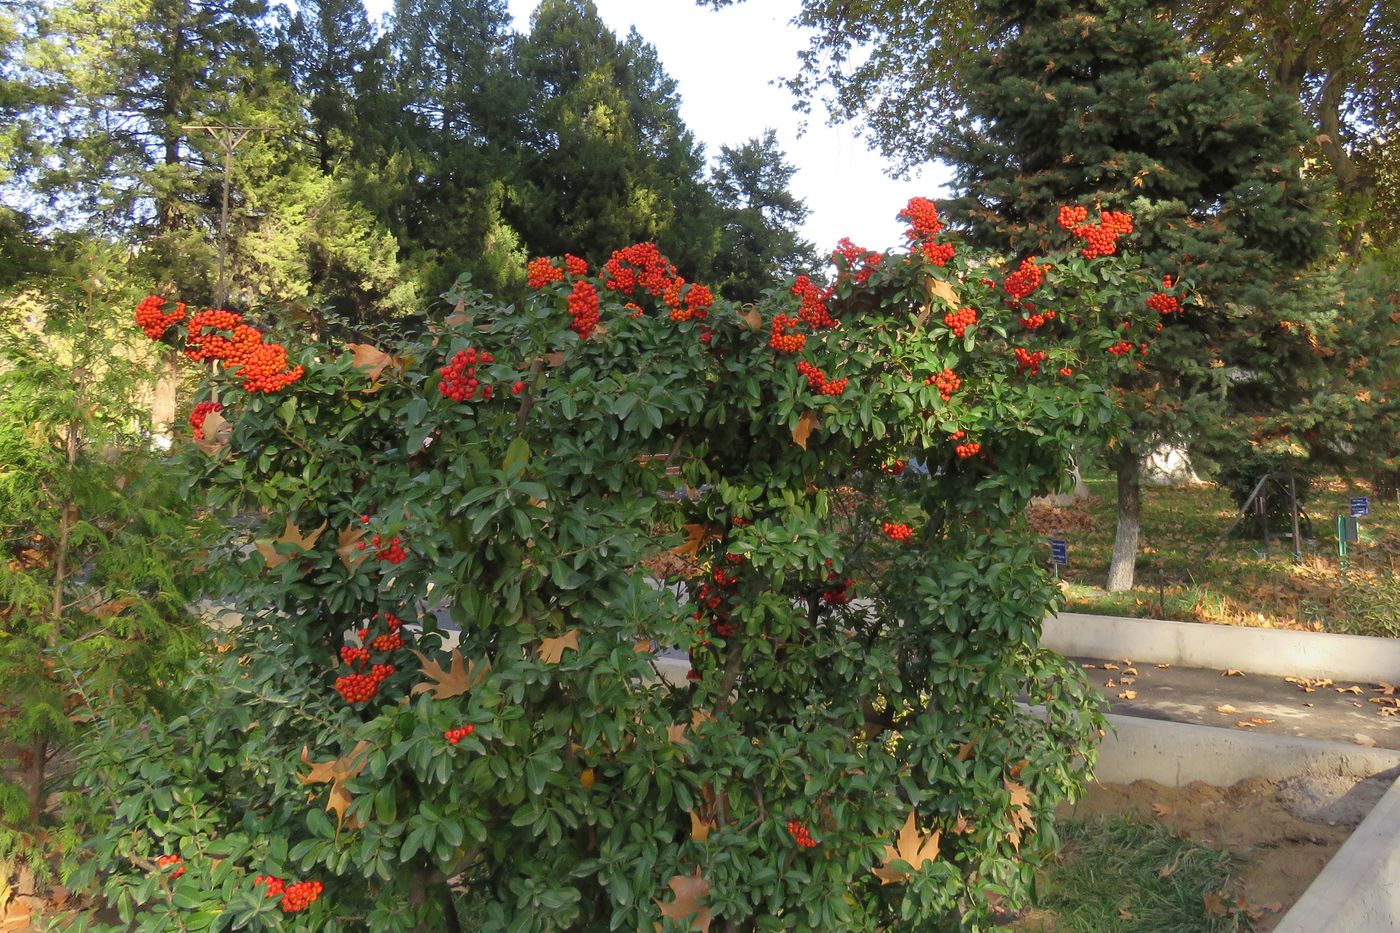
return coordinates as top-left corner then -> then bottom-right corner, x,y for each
67,200 -> 1169,931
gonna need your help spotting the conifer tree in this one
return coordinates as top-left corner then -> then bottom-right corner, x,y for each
937,0 -> 1328,590
710,129 -> 819,302
515,0 -> 720,277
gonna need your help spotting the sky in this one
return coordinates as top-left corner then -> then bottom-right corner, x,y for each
361,0 -> 952,253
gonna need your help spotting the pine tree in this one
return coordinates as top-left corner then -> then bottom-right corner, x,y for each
710,130 -> 818,302
515,0 -> 720,277
938,0 -> 1329,590
280,0 -> 376,171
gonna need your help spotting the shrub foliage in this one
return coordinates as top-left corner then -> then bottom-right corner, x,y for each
65,201 -> 1168,931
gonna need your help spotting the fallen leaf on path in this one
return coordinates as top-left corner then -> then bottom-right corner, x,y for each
1355,734 -> 1378,747
1105,679 -> 1117,688
1235,720 -> 1258,729
1124,667 -> 1138,676
1117,690 -> 1137,700
1102,663 -> 1120,671
1081,663 -> 1099,670
1247,717 -> 1274,725
1223,669 -> 1244,677
1377,682 -> 1398,696
1336,685 -> 1364,695
1156,663 -> 1171,669
1151,803 -> 1172,817
1214,704 -> 1239,714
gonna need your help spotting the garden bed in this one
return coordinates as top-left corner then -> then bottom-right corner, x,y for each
1014,774 -> 1377,931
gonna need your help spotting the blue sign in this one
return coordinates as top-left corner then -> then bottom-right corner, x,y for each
1050,539 -> 1069,566
1350,497 -> 1370,517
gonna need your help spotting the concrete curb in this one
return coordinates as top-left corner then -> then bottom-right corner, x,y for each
1091,711 -> 1400,787
1043,612 -> 1400,682
1276,773 -> 1400,932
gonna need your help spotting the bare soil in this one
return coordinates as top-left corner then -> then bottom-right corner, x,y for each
1022,773 -> 1388,930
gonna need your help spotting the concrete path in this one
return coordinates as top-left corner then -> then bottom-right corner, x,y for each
1073,655 -> 1400,750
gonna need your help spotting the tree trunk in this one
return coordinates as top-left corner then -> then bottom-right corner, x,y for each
150,350 -> 180,445
1106,448 -> 1141,593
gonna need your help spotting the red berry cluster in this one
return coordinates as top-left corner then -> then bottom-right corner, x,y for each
1057,205 -> 1088,230
882,522 -> 914,542
1107,340 -> 1134,357
1059,366 -> 1075,377
1147,292 -> 1181,315
769,314 -> 806,354
182,309 -> 304,393
157,854 -> 185,878
880,460 -> 906,476
919,240 -> 956,267
1060,205 -> 1134,259
134,295 -> 187,340
791,275 -> 836,329
255,875 -> 285,898
334,614 -> 402,703
795,361 -> 847,396
900,196 -> 944,240
334,663 -> 394,703
603,243 -> 680,297
1003,258 -> 1045,301
787,820 -> 818,848
371,630 -> 403,652
832,237 -> 882,284
822,577 -> 854,604
369,534 -> 407,564
188,401 -> 223,440
926,368 -> 961,401
1014,347 -> 1048,376
526,257 -> 565,288
279,880 -> 323,913
567,280 -> 601,338
944,307 -> 978,337
563,254 -> 588,278
666,282 -> 714,323
1020,309 -> 1057,329
438,347 -> 496,402
444,724 -> 475,745
955,441 -> 982,459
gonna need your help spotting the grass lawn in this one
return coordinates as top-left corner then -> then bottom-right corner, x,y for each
1016,818 -> 1249,932
1032,473 -> 1400,633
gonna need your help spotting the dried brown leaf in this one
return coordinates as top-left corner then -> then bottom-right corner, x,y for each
300,740 -> 370,830
689,810 -> 715,842
346,343 -> 398,386
411,649 -> 490,699
194,410 -> 232,458
872,810 -> 941,884
539,629 -> 580,664
336,527 -> 369,571
1214,704 -> 1239,714
1118,690 -> 1137,700
1102,663 -> 1120,671
737,307 -> 762,333
656,869 -> 712,932
1223,669 -> 1244,677
792,410 -> 821,450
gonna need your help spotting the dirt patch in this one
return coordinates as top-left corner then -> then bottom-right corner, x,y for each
1048,775 -> 1370,930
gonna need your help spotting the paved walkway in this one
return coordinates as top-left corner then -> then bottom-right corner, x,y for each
1074,655 -> 1400,750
